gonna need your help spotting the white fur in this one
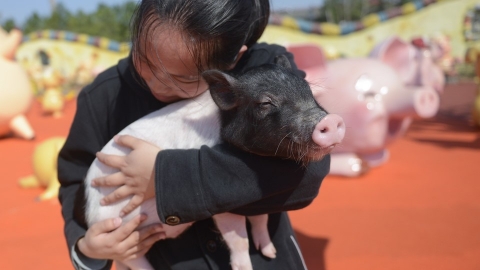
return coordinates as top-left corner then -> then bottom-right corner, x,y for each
84,91 -> 274,270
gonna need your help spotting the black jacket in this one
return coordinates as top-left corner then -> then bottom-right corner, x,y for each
58,43 -> 330,269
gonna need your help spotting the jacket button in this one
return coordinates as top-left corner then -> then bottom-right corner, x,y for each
206,240 -> 217,252
165,215 -> 180,225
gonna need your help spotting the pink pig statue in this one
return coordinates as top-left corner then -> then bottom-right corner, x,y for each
0,28 -> 35,140
287,41 -> 440,177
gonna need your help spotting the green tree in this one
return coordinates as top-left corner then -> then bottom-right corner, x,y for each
316,0 -> 414,24
2,19 -> 17,32
318,0 -> 367,23
44,3 -> 71,30
20,1 -> 137,42
23,12 -> 44,34
66,10 -> 93,35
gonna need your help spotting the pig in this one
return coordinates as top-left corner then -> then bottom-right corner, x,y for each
287,42 -> 440,177
84,55 -> 345,270
0,28 -> 35,140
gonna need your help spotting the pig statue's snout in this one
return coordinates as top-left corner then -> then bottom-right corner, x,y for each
414,88 -> 440,118
312,114 -> 345,149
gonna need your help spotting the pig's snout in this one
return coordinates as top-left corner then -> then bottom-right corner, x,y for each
312,114 -> 345,149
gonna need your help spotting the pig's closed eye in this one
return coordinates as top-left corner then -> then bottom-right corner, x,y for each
260,101 -> 273,107
258,96 -> 276,108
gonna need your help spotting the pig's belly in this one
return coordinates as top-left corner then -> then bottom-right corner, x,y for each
84,91 -> 220,233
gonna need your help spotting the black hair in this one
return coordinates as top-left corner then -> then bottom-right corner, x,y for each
130,0 -> 270,73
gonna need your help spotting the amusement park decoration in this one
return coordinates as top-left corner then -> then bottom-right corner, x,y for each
262,0 -> 472,66
474,87 -> 480,128
429,33 -> 460,77
33,51 -> 66,118
463,3 -> 480,42
22,29 -> 131,53
465,46 -> 480,128
16,29 -> 127,105
463,4 -> 480,128
40,70 -> 65,118
0,28 -> 35,140
269,0 -> 440,36
18,137 -> 66,201
288,37 -> 443,177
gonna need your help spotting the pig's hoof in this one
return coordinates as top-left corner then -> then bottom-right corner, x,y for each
230,253 -> 253,270
230,262 -> 253,270
260,242 -> 277,259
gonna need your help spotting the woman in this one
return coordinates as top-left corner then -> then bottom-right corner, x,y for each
58,0 -> 330,269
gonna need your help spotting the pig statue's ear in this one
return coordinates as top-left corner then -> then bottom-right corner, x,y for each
274,54 -> 292,70
369,36 -> 415,84
202,70 -> 238,111
0,28 -> 22,60
286,44 -> 328,71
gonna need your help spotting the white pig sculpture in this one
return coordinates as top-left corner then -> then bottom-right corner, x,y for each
0,28 -> 35,140
287,40 -> 441,177
85,56 -> 345,270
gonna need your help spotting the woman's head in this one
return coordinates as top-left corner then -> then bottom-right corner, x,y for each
130,0 -> 270,102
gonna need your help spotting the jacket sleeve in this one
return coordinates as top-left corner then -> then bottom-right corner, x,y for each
58,89 -> 112,269
154,144 -> 329,223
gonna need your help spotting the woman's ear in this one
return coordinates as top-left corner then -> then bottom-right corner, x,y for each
228,45 -> 248,69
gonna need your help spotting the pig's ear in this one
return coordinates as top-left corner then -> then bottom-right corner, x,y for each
274,54 -> 292,70
202,70 -> 238,110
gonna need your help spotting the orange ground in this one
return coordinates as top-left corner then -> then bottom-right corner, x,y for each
0,82 -> 479,270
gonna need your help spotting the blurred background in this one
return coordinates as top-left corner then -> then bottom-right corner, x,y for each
0,0 -> 479,269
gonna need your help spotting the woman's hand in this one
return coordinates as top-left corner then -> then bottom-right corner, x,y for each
92,135 -> 160,216
77,215 -> 165,261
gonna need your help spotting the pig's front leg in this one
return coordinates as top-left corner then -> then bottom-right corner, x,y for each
115,260 -> 129,270
329,153 -> 369,177
213,213 -> 252,270
247,214 -> 276,259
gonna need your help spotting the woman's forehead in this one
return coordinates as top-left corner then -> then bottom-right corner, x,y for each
147,28 -> 199,75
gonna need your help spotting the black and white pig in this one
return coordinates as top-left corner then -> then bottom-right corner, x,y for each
84,55 -> 345,270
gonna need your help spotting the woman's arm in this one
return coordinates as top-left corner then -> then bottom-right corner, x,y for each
95,136 -> 329,225
154,144 -> 329,224
58,88 -> 113,269
59,86 -> 165,269
94,44 -> 327,224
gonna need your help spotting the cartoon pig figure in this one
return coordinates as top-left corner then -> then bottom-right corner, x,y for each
368,36 -> 445,151
0,28 -> 35,140
287,42 -> 440,177
19,137 -> 66,201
